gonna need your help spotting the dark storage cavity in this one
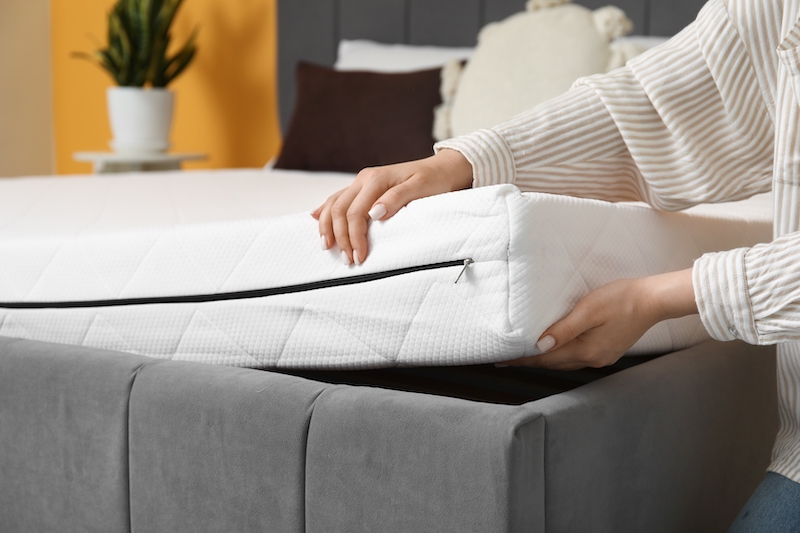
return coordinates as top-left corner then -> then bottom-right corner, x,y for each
279,355 -> 661,405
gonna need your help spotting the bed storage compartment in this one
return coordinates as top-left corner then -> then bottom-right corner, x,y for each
0,336 -> 776,532
298,340 -> 776,533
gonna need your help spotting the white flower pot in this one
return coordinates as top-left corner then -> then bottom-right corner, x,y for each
107,87 -> 174,154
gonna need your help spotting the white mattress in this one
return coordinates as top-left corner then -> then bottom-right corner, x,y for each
0,169 -> 773,368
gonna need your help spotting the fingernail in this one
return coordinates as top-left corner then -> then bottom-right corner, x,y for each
341,251 -> 351,266
321,235 -> 328,251
368,204 -> 387,221
537,335 -> 556,353
354,250 -> 362,266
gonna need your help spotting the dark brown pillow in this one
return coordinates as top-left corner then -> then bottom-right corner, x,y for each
274,62 -> 442,173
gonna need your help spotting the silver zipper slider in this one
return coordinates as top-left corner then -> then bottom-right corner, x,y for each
454,258 -> 474,284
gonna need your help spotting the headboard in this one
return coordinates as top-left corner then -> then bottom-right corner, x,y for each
277,0 -> 708,131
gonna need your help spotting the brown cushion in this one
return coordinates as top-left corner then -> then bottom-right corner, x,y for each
274,62 -> 442,173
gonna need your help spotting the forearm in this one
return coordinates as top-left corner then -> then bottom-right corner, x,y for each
435,84 -> 646,201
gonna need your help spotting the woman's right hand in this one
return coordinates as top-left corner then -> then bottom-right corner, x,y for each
312,148 -> 473,265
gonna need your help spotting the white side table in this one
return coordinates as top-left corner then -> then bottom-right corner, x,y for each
74,152 -> 207,174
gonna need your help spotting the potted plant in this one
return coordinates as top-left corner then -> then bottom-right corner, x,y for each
75,0 -> 198,154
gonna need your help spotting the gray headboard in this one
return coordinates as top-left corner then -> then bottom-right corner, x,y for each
277,0 -> 708,132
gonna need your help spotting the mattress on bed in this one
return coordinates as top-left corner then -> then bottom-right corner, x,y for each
0,169 -> 772,368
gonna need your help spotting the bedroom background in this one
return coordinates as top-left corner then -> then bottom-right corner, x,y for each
1,0 -> 281,177
1,0 -> 699,178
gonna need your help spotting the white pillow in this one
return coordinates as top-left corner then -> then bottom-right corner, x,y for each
615,35 -> 670,51
438,0 -> 638,139
335,39 -> 473,73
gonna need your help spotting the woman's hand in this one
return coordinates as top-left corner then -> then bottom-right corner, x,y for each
312,149 -> 473,265
502,268 -> 698,371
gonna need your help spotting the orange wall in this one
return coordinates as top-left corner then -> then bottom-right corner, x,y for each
51,0 -> 281,174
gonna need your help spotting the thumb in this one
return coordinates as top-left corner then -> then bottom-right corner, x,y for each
371,165 -> 456,220
537,305 -> 593,353
368,179 -> 425,221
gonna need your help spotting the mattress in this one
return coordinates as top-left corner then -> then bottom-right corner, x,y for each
0,168 -> 772,368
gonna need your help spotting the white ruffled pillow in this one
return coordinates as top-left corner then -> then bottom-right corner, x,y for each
436,0 -> 640,140
335,40 -> 473,73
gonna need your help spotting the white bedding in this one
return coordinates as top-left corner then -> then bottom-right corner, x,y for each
0,169 -> 772,368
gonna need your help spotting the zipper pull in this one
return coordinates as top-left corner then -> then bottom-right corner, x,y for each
454,258 -> 474,284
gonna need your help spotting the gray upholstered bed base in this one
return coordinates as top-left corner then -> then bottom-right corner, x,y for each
0,336 -> 777,532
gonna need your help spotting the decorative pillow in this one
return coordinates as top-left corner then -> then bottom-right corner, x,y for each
435,0 -> 639,140
274,62 -> 441,173
335,39 -> 474,73
615,35 -> 670,50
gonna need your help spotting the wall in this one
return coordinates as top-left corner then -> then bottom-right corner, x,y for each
0,0 -> 55,177
51,0 -> 281,174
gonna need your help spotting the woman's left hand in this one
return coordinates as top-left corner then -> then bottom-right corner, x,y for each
502,268 -> 697,371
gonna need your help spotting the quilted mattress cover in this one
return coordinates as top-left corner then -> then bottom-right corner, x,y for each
0,169 -> 773,368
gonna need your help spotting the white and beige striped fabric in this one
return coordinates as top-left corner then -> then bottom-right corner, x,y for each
437,0 -> 800,482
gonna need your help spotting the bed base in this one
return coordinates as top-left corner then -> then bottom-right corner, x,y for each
0,336 -> 776,532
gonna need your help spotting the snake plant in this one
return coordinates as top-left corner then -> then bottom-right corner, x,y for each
74,0 -> 198,87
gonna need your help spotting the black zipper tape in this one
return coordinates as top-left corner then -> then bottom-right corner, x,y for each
0,259 -> 470,310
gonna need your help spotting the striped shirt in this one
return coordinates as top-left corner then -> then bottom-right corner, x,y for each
437,0 -> 800,482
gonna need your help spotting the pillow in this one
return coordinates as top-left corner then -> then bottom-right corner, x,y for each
335,39 -> 474,73
274,62 -> 441,173
335,37 -> 664,75
436,0 -> 639,140
615,35 -> 670,50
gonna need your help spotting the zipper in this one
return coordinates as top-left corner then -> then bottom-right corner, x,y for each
454,258 -> 474,284
0,258 -> 474,310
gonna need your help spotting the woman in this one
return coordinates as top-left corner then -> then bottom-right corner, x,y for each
314,0 -> 800,528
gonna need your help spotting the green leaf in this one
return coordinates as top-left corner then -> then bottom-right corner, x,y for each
73,0 -> 197,87
158,25 -> 197,86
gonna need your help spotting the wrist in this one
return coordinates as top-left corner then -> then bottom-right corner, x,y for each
644,268 -> 698,322
433,149 -> 473,191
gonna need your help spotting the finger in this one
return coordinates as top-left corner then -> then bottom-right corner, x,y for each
347,206 -> 370,266
503,341 -> 587,369
536,300 -> 598,354
372,175 -> 436,218
318,190 -> 344,252
331,187 -> 360,264
311,204 -> 323,220
347,178 -> 395,264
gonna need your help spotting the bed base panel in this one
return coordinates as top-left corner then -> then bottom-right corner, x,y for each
0,337 -> 777,533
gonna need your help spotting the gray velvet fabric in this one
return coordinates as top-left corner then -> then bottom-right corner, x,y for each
299,340 -> 776,533
535,340 -> 778,533
0,336 -> 778,533
127,361 -> 329,533
305,386 -> 544,533
0,337 -> 148,533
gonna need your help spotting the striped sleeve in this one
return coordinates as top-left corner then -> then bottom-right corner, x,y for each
694,231 -> 800,345
442,0 -> 797,352
436,0 -> 775,210
434,83 -> 648,203
689,0 -> 793,347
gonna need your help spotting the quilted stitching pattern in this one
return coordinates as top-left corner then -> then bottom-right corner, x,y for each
507,192 -> 773,355
0,170 -> 775,368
